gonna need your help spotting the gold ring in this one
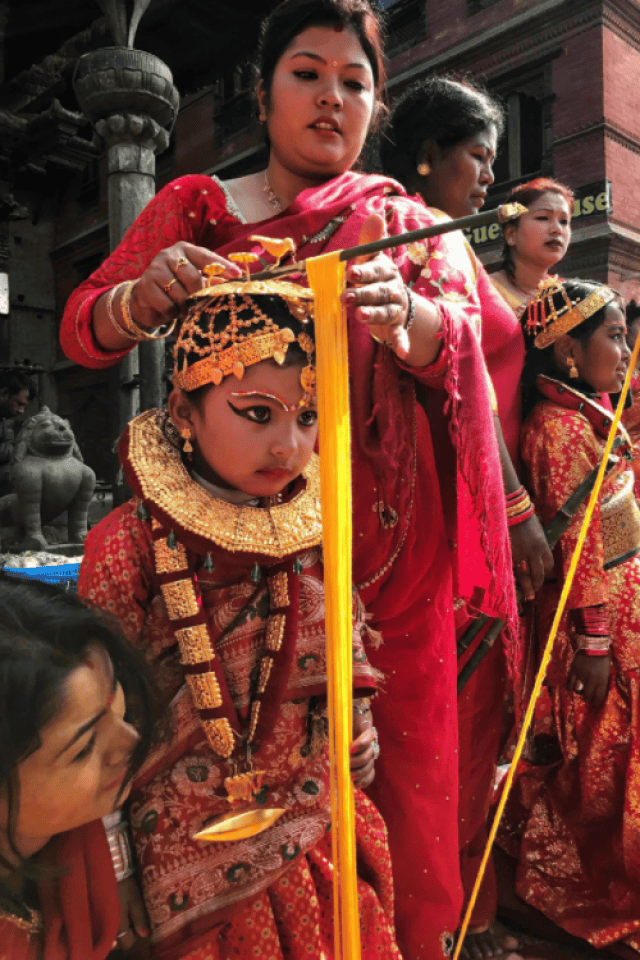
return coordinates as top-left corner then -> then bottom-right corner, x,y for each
163,278 -> 178,294
174,257 -> 189,271
370,332 -> 387,346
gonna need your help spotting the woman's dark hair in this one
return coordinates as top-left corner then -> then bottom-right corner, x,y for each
0,574 -> 164,881
257,0 -> 386,122
500,177 -> 575,278
521,279 -> 611,419
626,298 -> 640,327
380,74 -> 505,191
177,293 -> 316,411
0,370 -> 35,402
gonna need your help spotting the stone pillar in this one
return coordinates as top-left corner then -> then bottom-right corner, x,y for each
73,47 -> 179,500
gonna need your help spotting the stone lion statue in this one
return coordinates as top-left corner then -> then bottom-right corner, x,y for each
0,407 -> 96,550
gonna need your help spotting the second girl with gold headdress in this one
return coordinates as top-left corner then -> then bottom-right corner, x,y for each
498,278 -> 640,955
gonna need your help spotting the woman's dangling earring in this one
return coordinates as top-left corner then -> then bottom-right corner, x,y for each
568,357 -> 579,379
181,428 -> 194,458
417,162 -> 430,177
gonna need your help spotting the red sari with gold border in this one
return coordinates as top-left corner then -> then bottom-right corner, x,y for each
63,171 -> 516,960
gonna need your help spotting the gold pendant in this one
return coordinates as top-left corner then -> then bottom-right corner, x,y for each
192,769 -> 285,843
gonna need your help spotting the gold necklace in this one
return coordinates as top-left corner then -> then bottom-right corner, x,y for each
263,171 -> 284,212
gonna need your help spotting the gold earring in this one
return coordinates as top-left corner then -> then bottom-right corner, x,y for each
567,357 -> 579,379
181,428 -> 194,457
417,162 -> 431,176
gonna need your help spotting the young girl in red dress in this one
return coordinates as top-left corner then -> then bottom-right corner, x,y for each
500,279 -> 640,954
78,276 -> 401,960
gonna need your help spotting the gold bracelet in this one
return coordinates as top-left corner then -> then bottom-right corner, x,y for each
120,280 -> 178,342
506,495 -> 533,518
107,282 -> 138,341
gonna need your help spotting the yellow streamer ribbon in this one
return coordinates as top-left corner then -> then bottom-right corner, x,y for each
306,251 -> 361,960
453,330 -> 640,960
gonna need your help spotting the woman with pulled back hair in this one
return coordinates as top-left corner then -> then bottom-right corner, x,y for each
382,74 -> 553,959
492,177 -> 574,319
60,3 -> 516,956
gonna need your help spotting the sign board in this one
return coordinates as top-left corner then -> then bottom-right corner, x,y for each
466,180 -> 612,248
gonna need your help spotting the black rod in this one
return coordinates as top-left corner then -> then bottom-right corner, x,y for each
248,203 -> 523,282
337,206 -> 502,262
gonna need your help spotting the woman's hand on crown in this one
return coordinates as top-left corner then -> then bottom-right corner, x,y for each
342,215 -> 411,359
129,242 -> 241,331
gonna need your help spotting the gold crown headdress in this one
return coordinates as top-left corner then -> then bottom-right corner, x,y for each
173,263 -> 316,403
524,280 -> 616,349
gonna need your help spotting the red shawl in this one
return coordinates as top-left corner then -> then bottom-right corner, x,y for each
1,819 -> 119,960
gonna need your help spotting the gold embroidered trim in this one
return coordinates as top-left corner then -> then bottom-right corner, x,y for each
155,537 -> 189,573
127,410 -> 323,557
268,571 -> 289,607
203,717 -> 235,756
187,673 -> 223,709
175,624 -> 215,662
160,579 -> 199,619
601,468 -> 640,569
0,906 -> 42,935
248,701 -> 260,740
257,656 -> 273,693
265,613 -> 286,652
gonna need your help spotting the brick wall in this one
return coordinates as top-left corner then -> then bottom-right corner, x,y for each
602,27 -> 640,232
553,26 -> 605,189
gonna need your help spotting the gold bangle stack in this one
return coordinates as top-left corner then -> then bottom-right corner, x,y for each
107,280 -> 178,343
506,494 -> 533,519
107,282 -> 138,341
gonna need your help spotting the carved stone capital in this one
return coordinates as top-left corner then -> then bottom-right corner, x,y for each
73,47 -> 179,155
96,111 -> 169,155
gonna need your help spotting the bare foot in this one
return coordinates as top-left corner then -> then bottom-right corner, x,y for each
459,922 -> 523,960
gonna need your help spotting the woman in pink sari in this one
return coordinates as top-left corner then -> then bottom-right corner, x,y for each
60,2 -> 516,957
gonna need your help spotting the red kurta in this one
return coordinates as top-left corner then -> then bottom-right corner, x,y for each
62,171 -> 516,960
499,378 -> 640,952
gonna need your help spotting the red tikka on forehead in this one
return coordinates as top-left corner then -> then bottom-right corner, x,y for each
334,22 -> 344,31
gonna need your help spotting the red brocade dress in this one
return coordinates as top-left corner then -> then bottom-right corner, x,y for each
63,171 -> 516,960
499,378 -> 640,952
79,412 -> 401,960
